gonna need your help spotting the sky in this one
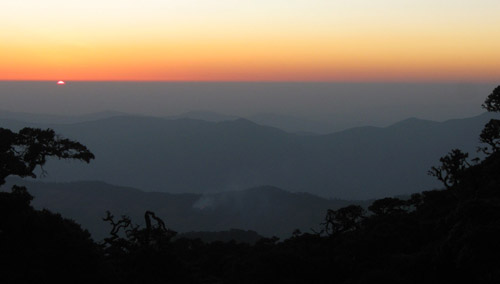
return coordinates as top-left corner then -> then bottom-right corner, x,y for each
1,0 -> 500,81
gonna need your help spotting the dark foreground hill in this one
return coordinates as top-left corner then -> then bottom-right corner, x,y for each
1,112 -> 497,199
2,133 -> 500,283
5,179 -> 360,240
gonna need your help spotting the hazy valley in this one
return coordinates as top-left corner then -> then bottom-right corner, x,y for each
1,111 -> 496,200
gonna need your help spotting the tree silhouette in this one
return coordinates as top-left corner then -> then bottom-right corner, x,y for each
102,210 -> 177,255
0,127 -> 100,283
479,119 -> 500,154
0,127 -> 94,185
368,197 -> 407,216
479,86 -> 500,154
482,85 -> 500,112
428,149 -> 470,189
322,205 -> 365,236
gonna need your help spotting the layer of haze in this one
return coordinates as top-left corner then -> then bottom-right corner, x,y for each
0,81 -> 494,133
1,0 -> 500,81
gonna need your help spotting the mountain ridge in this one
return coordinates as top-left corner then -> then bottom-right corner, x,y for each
1,111 -> 497,199
4,179 -> 358,240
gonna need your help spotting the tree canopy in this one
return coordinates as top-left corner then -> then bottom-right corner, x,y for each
0,127 -> 94,185
482,85 -> 500,113
479,86 -> 500,154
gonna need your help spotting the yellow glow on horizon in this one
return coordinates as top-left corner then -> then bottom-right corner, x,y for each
1,0 -> 500,81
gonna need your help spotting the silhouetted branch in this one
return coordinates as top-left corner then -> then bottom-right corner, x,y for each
103,211 -> 132,242
322,205 -> 365,236
428,149 -> 470,189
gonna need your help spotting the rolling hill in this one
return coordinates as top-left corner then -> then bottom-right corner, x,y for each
1,112 -> 496,199
4,179 -> 357,240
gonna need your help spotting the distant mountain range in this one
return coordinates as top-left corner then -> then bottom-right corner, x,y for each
166,110 -> 239,123
1,111 -> 496,199
167,110 -> 336,134
0,108 -> 368,134
4,179 -> 358,240
0,109 -> 128,124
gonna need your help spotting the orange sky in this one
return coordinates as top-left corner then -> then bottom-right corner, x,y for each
1,0 -> 500,81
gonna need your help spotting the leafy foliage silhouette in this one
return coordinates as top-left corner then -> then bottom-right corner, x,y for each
428,149 -> 471,189
479,119 -> 500,154
368,197 -> 409,216
479,86 -> 500,154
482,85 -> 500,112
322,205 -> 365,236
0,127 -> 94,185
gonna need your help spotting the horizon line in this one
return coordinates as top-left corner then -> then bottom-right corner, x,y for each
0,79 -> 498,84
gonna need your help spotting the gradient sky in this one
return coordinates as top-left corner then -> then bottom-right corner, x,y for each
1,0 -> 500,81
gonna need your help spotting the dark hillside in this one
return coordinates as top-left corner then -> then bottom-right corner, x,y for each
5,179 -> 359,239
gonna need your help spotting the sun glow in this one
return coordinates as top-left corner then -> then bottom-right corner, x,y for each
1,0 -> 499,81
57,80 -> 66,85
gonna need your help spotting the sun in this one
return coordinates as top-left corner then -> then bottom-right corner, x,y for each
57,80 -> 66,85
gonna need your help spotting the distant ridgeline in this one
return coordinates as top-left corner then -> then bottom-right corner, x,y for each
0,86 -> 500,283
3,179 -> 362,240
1,110 -> 498,199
